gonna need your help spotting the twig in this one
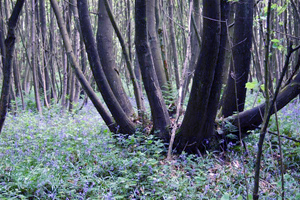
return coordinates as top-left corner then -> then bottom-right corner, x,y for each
268,130 -> 300,143
253,1 -> 272,199
272,30 -> 300,40
191,14 -> 201,47
274,104 -> 285,199
226,17 -> 250,200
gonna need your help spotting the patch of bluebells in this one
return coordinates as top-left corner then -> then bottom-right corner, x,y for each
0,99 -> 299,199
0,101 -> 106,198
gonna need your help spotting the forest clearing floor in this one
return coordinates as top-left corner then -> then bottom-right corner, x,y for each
0,98 -> 299,199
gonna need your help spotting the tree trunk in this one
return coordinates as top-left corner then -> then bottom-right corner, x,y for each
135,0 -> 171,140
182,0 -> 201,102
226,58 -> 300,138
201,1 -> 230,141
103,0 -> 145,116
97,0 -> 134,117
77,0 -> 136,134
168,0 -> 180,90
0,0 -> 25,133
146,0 -> 167,91
31,0 -> 42,114
39,0 -> 52,104
50,0 -> 117,132
61,49 -> 68,108
49,8 -> 58,102
176,0 -> 221,153
222,0 -> 254,118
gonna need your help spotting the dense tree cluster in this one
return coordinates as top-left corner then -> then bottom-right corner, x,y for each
1,0 -> 300,198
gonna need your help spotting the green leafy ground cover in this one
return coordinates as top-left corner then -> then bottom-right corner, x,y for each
0,99 -> 299,199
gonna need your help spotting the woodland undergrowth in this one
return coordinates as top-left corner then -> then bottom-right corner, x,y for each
0,92 -> 299,199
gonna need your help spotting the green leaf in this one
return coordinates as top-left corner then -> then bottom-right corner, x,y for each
271,39 -> 280,43
221,193 -> 231,200
237,195 -> 243,200
277,5 -> 287,15
226,133 -> 238,140
278,45 -> 284,51
246,81 -> 257,90
115,195 -> 125,199
272,43 -> 279,49
260,84 -> 265,91
271,3 -> 277,10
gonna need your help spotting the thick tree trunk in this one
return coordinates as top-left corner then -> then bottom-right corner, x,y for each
50,0 -> 117,132
222,0 -> 254,117
176,0 -> 221,153
0,9 -> 5,70
97,0 -> 134,117
0,0 -> 25,133
103,0 -> 145,116
77,0 -> 136,134
135,0 -> 171,140
226,61 -> 300,138
201,1 -> 230,140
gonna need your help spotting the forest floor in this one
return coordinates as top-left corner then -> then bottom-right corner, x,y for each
0,96 -> 299,199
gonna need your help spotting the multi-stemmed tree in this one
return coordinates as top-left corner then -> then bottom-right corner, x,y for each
1,0 -> 300,157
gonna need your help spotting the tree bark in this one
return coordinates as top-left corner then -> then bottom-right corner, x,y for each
176,0 -> 221,153
168,0 -> 180,90
50,0 -> 117,132
39,0 -> 51,106
103,0 -> 145,116
201,1 -> 230,141
77,0 -> 136,134
146,0 -> 168,91
31,0 -> 42,114
49,7 -> 58,102
0,0 -> 25,133
182,0 -> 201,102
222,0 -> 254,117
97,0 -> 134,117
135,0 -> 171,140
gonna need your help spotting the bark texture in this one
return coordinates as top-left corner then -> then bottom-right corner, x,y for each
169,0 -> 180,90
222,0 -> 254,117
50,0 -> 116,132
0,0 -> 25,133
176,0 -> 221,153
97,0 -> 134,117
77,0 -> 136,134
201,1 -> 230,140
135,0 -> 171,140
146,0 -> 167,91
